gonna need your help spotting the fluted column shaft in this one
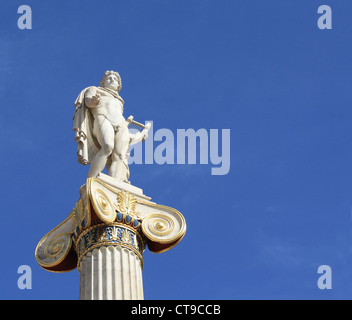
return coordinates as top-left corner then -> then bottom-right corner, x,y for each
79,246 -> 143,300
74,222 -> 145,300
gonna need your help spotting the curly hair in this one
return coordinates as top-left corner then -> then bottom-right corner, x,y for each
99,70 -> 122,92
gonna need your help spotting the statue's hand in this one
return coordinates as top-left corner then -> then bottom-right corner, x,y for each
91,92 -> 101,105
142,123 -> 151,142
145,122 -> 151,131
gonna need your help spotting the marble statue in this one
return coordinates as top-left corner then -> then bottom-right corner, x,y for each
73,70 -> 151,182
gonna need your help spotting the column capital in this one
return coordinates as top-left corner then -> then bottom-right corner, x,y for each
35,173 -> 187,273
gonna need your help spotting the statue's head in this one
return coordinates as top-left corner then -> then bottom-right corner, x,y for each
100,70 -> 122,92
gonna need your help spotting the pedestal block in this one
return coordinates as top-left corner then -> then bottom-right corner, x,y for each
35,173 -> 186,300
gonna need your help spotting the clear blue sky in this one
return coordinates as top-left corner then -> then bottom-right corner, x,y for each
1,0 -> 352,300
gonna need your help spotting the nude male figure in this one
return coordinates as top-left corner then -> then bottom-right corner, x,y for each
73,70 -> 150,182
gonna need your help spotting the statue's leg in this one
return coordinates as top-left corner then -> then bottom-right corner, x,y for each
109,124 -> 130,181
87,116 -> 115,178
